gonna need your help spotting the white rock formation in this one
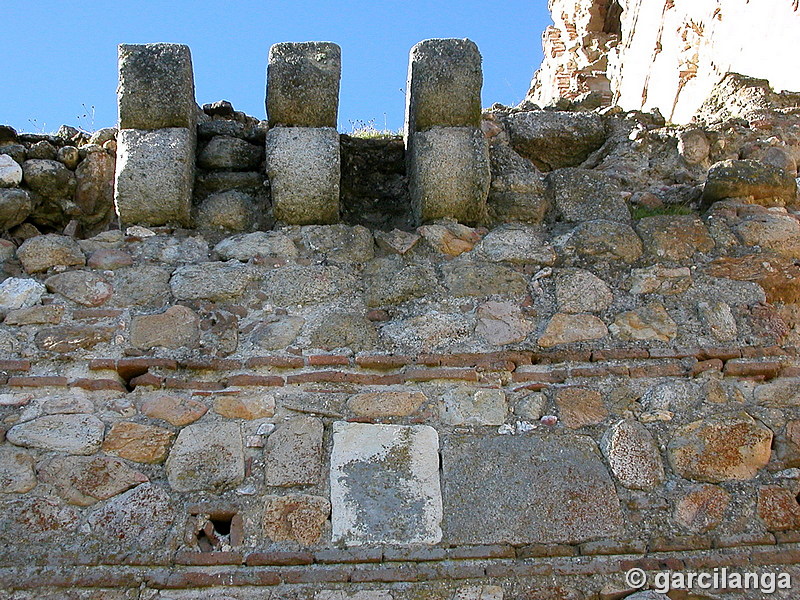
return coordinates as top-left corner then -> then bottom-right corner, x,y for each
528,0 -> 800,123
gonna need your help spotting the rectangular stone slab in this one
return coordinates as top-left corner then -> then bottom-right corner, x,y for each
267,42 -> 341,127
330,422 -> 442,546
441,433 -> 624,545
114,127 -> 195,227
408,127 -> 490,225
118,43 -> 196,130
405,38 -> 482,134
266,127 -> 340,225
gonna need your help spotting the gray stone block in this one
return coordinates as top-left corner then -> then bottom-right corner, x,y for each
264,416 -> 324,487
118,43 -> 196,130
441,433 -> 624,545
409,127 -> 490,224
405,38 -> 482,133
114,127 -> 195,227
267,42 -> 341,127
330,422 -> 442,546
505,110 -> 606,171
166,422 -> 244,492
265,127 -> 340,225
546,167 -> 630,223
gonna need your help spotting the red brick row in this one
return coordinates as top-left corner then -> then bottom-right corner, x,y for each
78,344 -> 795,377
0,360 -> 31,372
1,543 -> 799,590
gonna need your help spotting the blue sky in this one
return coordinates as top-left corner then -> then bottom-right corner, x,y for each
2,1 -> 550,134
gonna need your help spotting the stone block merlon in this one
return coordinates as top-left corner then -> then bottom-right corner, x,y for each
115,43 -> 197,228
117,43 -> 197,130
266,41 -> 342,128
404,38 -> 483,134
264,41 -> 342,225
405,38 -> 490,225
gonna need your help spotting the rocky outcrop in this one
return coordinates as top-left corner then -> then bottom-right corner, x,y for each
528,0 -> 800,123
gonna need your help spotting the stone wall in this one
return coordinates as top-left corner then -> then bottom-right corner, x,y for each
1,39 -> 800,600
527,0 -> 800,123
0,125 -> 117,237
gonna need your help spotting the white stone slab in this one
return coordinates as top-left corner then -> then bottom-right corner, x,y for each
330,422 -> 442,546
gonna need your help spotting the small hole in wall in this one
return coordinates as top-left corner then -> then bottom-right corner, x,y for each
795,492 -> 800,506
188,509 -> 243,552
116,364 -> 149,392
210,516 -> 232,536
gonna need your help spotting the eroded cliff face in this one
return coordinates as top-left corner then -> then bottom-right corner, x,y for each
528,0 -> 800,123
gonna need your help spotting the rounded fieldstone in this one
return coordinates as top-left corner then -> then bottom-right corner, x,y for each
34,325 -> 113,353
0,125 -> 18,144
703,159 -> 797,206
17,234 -> 85,274
85,483 -> 174,544
140,395 -> 208,427
56,146 -> 80,170
0,154 -> 23,187
194,190 -> 258,232
601,420 -> 665,490
214,230 -> 298,262
87,249 -> 134,270
0,188 -> 32,230
130,305 -> 200,350
348,391 -> 427,418
38,455 -> 148,506
306,312 -> 377,352
443,260 -> 529,297
674,484 -> 730,533
103,422 -> 175,464
538,312 -> 608,347
487,143 -> 550,225
26,140 -> 57,160
21,159 -> 76,200
109,265 -> 172,307
6,414 -> 105,455
264,417 -> 323,487
476,300 -> 535,345
89,127 -> 117,146
170,261 -> 256,302
0,143 -> 26,164
677,128 -> 710,165
300,224 -> 375,263
610,303 -> 677,343
364,257 -> 440,307
0,447 -> 37,493
569,220 -> 643,263
668,413 -> 773,482
473,224 -> 556,265
555,269 -> 613,313
44,271 -> 113,306
74,149 -> 116,233
251,315 -> 304,350
636,215 -> 715,261
263,494 -> 331,545
197,136 -> 263,170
